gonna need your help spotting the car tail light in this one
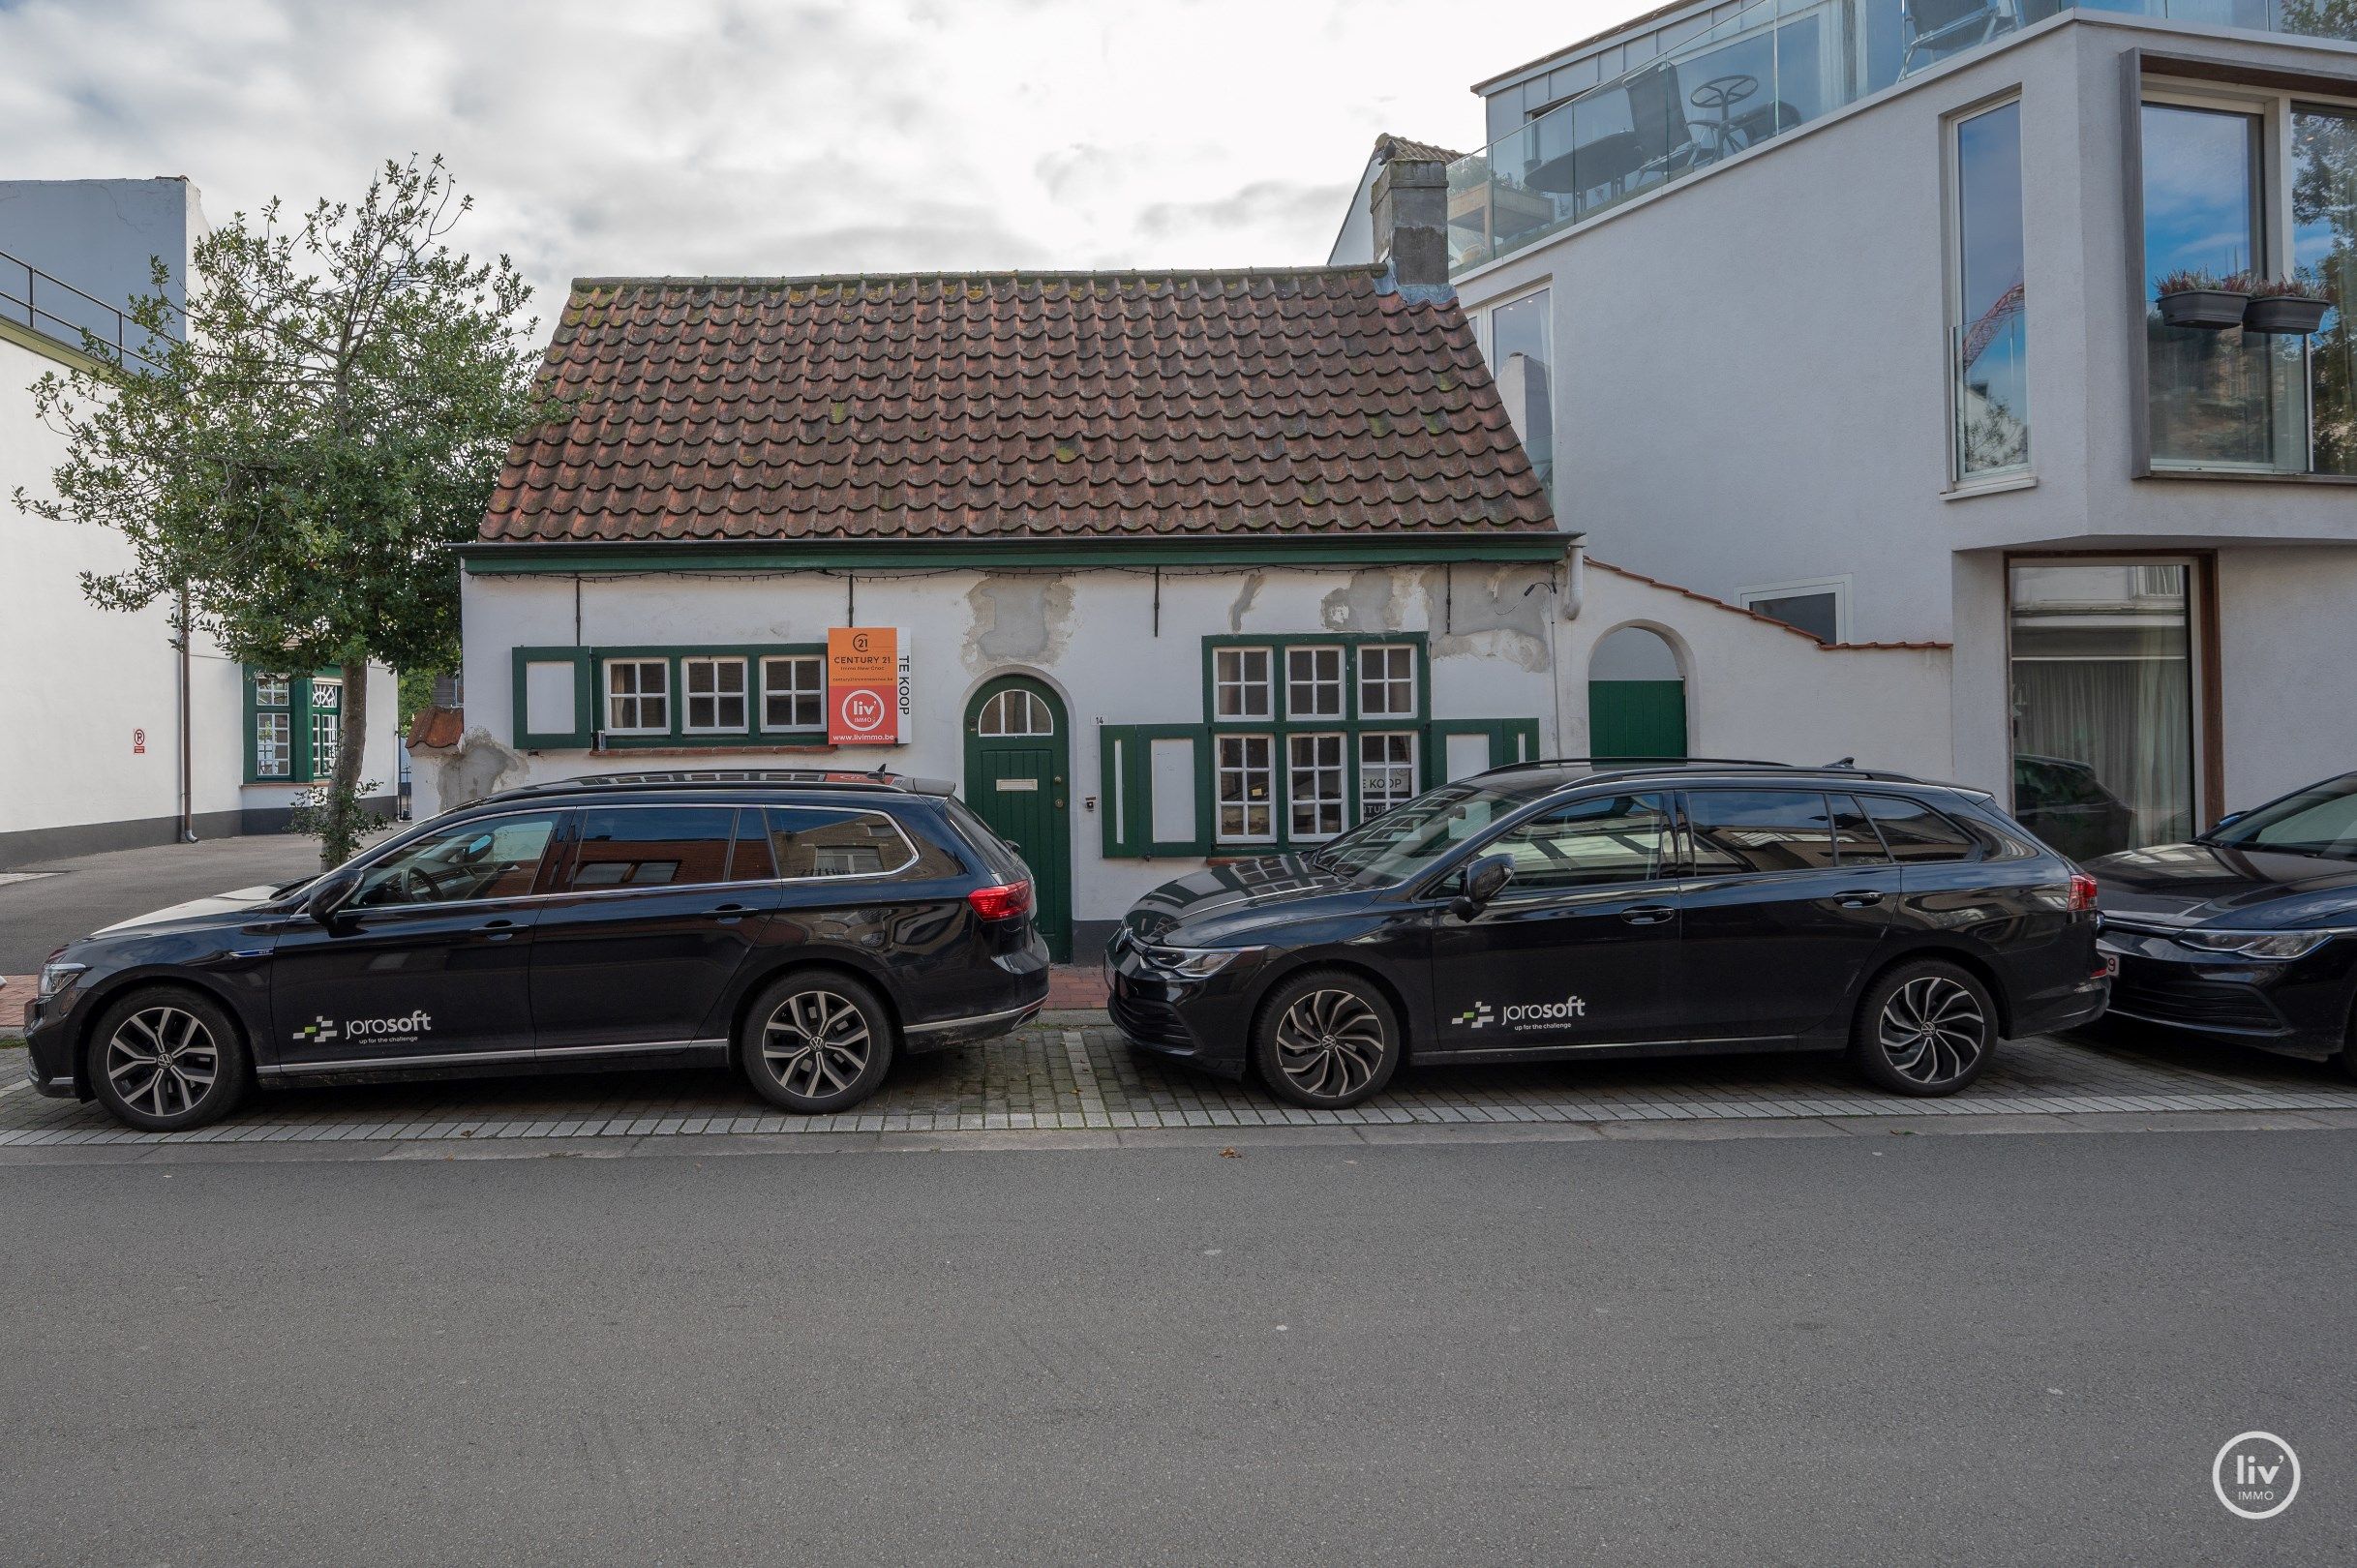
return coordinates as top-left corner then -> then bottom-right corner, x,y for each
968,880 -> 1034,921
2068,872 -> 2099,914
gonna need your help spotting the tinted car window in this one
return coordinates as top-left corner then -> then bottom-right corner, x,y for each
569,805 -> 735,889
1687,791 -> 1836,874
351,811 -> 560,907
1859,796 -> 1979,862
2206,775 -> 2357,860
729,810 -> 778,881
942,796 -> 1030,881
767,807 -> 922,879
1829,794 -> 1891,866
1484,793 -> 1672,890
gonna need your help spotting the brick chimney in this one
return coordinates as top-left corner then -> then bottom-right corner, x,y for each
1371,155 -> 1451,301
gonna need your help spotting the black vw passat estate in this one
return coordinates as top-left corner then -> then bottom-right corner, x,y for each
2091,770 -> 2357,1074
24,771 -> 1047,1131
1108,761 -> 2108,1108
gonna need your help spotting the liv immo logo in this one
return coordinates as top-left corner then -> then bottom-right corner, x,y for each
2212,1432 -> 2300,1520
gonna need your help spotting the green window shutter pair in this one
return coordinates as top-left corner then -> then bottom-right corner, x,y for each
1424,718 -> 1542,787
1098,725 -> 1213,859
511,648 -> 595,748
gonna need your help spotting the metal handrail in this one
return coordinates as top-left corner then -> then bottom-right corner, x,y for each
0,245 -> 166,373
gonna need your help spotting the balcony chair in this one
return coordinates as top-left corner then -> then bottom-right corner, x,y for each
1900,0 -> 2010,75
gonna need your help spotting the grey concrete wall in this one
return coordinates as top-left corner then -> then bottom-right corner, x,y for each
0,178 -> 201,350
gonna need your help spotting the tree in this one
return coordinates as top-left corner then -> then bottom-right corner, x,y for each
18,156 -> 551,866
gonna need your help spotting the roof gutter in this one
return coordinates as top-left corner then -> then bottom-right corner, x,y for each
457,531 -> 1578,575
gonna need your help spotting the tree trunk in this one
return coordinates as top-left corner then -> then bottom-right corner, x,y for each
322,658 -> 372,868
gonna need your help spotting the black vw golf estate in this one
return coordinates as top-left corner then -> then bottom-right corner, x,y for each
24,771 -> 1048,1131
1108,760 -> 2109,1107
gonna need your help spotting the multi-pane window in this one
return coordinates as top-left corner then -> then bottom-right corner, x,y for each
255,675 -> 292,778
1285,647 -> 1345,719
682,656 -> 748,733
1359,733 -> 1418,818
977,688 -> 1055,737
1358,645 -> 1416,718
1286,734 -> 1346,839
761,655 -> 824,732
309,679 -> 342,775
605,659 -> 670,735
1217,735 -> 1275,843
1214,648 -> 1273,719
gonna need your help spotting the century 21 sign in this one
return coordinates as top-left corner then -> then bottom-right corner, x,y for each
827,627 -> 910,746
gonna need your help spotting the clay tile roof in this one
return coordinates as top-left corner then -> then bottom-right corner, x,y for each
405,705 -> 464,750
1375,134 -> 1465,165
478,267 -> 1557,547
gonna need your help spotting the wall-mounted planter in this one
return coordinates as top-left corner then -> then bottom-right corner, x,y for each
2244,296 -> 2333,335
2157,289 -> 2251,330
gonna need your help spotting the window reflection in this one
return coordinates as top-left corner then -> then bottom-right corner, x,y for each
1954,101 -> 2029,477
2293,105 -> 2357,475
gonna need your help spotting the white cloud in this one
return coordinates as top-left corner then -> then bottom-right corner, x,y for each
0,0 -> 1615,322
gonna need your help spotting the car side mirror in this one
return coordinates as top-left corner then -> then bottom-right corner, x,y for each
1450,853 -> 1515,921
307,867 -> 362,921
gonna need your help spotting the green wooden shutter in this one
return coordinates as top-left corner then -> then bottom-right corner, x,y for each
1100,724 -> 1211,859
512,647 -> 595,749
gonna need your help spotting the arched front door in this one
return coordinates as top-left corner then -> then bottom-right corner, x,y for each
1588,626 -> 1689,761
963,676 -> 1073,961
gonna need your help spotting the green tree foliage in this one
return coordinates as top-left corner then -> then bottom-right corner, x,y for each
18,156 -> 553,866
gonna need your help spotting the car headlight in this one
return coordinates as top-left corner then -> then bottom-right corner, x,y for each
2177,929 -> 2337,960
37,960 -> 88,1001
1143,945 -> 1261,978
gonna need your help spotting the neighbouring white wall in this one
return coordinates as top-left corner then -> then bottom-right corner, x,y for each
2214,547 -> 2357,812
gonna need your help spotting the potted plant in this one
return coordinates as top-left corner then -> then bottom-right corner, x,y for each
2245,270 -> 2336,335
2155,268 -> 2254,330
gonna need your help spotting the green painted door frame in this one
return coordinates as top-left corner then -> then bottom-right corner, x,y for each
963,675 -> 1074,962
1588,678 -> 1689,761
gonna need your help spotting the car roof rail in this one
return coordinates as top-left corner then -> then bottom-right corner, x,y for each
1477,757 -> 1931,784
474,769 -> 958,803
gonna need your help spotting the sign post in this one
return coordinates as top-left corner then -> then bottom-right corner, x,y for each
828,628 -> 903,746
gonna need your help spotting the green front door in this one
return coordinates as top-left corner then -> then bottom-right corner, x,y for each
964,676 -> 1073,961
1589,678 -> 1688,761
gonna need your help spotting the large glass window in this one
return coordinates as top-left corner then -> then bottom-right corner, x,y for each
1953,100 -> 2029,478
2142,103 -> 2287,469
1489,290 -> 1554,490
2293,104 -> 2357,475
2008,561 -> 2194,858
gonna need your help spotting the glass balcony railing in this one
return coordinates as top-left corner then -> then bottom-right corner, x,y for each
1447,0 -> 2357,275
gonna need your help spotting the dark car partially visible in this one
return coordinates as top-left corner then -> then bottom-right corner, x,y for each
2092,770 -> 2357,1075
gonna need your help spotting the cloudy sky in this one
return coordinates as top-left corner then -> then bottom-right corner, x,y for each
1,0 -> 1617,324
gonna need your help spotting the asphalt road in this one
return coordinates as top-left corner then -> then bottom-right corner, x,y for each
2,1130 -> 2349,1565
0,834 -> 322,972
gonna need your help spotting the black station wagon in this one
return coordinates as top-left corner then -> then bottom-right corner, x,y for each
1108,760 -> 2109,1107
23,771 -> 1048,1130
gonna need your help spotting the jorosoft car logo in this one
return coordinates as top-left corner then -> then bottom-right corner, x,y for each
1453,996 -> 1588,1031
293,1010 -> 433,1044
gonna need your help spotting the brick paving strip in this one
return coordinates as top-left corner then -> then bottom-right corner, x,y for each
4,1019 -> 2356,1163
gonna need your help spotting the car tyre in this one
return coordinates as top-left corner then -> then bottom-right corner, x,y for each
1253,968 -> 1402,1110
740,971 -> 896,1114
85,985 -> 253,1131
1848,959 -> 1998,1098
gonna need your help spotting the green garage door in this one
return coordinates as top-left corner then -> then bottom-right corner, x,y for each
1588,679 -> 1688,761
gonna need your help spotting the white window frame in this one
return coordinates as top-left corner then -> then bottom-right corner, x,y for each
254,675 -> 291,709
977,688 -> 1056,737
1215,734 -> 1277,845
1356,644 -> 1418,719
256,710 -> 292,779
1738,576 -> 1852,643
604,658 -> 671,737
309,702 -> 342,775
1214,647 -> 1273,720
681,655 -> 749,735
1944,92 -> 2032,488
759,654 -> 824,734
1284,645 -> 1345,720
1286,733 -> 1347,841
1358,731 -> 1419,818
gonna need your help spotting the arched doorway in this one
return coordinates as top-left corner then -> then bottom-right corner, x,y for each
963,675 -> 1073,961
1588,626 -> 1688,761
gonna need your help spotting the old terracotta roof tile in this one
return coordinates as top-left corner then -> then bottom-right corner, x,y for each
480,267 -> 1557,546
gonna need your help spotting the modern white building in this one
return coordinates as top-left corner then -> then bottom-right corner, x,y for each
1337,0 -> 2357,859
417,239 -> 1949,959
1,179 -> 397,864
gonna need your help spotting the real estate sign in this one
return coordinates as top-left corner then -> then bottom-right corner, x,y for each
828,627 -> 905,745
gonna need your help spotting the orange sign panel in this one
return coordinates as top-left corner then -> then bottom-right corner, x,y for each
828,627 -> 903,745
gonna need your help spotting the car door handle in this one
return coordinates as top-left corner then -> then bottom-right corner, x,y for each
1620,905 -> 1676,925
478,918 -> 518,941
710,902 -> 749,924
1835,890 -> 1886,908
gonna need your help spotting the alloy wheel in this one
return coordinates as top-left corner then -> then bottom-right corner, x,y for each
105,1006 -> 221,1119
1876,975 -> 1987,1085
1273,988 -> 1387,1101
760,989 -> 872,1100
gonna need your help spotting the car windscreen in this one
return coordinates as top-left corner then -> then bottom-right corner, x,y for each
1307,777 -> 1564,885
2204,776 -> 2357,860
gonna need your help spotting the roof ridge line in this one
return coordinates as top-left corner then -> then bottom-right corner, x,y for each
568,265 -> 1389,289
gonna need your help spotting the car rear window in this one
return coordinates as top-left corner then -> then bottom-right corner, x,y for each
765,807 -> 923,879
1858,796 -> 1980,862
